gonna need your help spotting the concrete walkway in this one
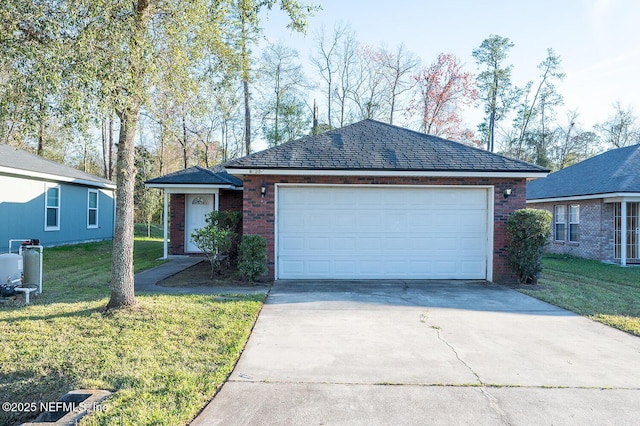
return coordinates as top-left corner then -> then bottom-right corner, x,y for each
134,256 -> 269,295
192,280 -> 640,425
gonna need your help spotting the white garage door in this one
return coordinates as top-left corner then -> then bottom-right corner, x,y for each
277,186 -> 490,280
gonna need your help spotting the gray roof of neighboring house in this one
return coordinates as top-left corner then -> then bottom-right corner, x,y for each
145,165 -> 243,187
527,144 -> 640,200
225,119 -> 549,173
0,144 -> 114,187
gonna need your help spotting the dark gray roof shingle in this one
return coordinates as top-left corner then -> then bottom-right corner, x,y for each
527,144 -> 640,199
225,119 -> 548,173
145,165 -> 242,187
0,144 -> 114,186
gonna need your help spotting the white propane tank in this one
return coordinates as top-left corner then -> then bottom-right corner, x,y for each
23,247 -> 41,286
0,253 -> 23,284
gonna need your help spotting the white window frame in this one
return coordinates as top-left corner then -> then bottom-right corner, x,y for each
568,204 -> 580,242
554,204 -> 566,241
45,183 -> 61,231
88,189 -> 99,229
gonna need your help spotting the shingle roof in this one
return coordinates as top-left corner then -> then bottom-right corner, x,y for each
527,144 -> 640,200
0,144 -> 114,187
225,119 -> 548,173
145,165 -> 242,187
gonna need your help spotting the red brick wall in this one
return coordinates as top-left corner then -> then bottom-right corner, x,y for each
528,199 -> 611,262
169,194 -> 186,255
219,189 -> 243,212
242,175 -> 527,283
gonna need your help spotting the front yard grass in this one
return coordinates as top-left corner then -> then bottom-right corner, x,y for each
517,254 -> 640,336
0,235 -> 264,425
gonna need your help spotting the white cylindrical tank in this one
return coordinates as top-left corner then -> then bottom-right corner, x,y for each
23,248 -> 41,286
0,253 -> 23,284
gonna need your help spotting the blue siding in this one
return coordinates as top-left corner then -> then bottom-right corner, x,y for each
0,175 -> 114,252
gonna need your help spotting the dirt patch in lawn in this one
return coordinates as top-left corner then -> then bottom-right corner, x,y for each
157,260 -> 269,288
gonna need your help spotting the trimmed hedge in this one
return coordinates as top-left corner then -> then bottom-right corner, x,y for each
506,208 -> 552,284
238,234 -> 267,283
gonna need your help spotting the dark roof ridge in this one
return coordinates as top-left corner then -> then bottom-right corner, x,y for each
359,119 -> 545,170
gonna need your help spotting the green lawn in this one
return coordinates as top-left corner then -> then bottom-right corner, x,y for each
0,234 -> 264,425
517,254 -> 640,336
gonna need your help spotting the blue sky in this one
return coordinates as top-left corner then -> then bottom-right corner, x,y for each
262,0 -> 640,132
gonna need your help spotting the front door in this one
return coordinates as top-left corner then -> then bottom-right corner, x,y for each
185,194 -> 215,253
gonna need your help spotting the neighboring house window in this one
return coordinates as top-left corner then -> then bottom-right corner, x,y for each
554,205 -> 566,241
88,189 -> 99,228
45,184 -> 60,231
568,205 -> 580,242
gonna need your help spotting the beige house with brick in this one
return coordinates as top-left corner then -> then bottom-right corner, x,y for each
527,144 -> 640,266
148,120 -> 548,283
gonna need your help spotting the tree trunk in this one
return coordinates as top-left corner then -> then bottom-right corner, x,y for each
108,117 -> 114,180
241,17 -> 251,155
106,106 -> 139,310
182,114 -> 188,168
101,118 -> 108,178
243,79 -> 251,155
37,120 -> 44,156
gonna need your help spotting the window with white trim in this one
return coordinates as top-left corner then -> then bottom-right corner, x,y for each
554,205 -> 565,241
88,189 -> 99,228
568,204 -> 580,242
45,184 -> 60,231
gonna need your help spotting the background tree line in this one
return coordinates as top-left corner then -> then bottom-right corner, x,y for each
2,17 -> 639,226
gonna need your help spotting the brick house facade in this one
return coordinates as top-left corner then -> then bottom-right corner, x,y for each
242,175 -> 528,283
527,199 -> 617,263
527,144 -> 640,266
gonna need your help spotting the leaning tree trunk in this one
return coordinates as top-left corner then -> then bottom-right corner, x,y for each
106,106 -> 140,310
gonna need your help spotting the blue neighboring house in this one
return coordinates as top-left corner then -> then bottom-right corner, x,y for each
0,144 -> 116,253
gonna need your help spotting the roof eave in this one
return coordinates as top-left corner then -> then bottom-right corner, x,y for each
527,192 -> 640,203
145,183 -> 242,190
0,165 -> 116,189
225,167 -> 548,179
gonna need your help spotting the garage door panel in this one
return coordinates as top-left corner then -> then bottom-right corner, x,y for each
356,214 -> 383,230
333,236 -> 356,251
280,260 -> 304,275
307,260 -> 331,274
280,236 -> 304,251
307,237 -> 331,251
357,236 -> 383,250
277,186 -> 489,279
334,213 -> 356,229
460,236 -> 485,251
383,215 -> 407,231
405,213 -> 432,229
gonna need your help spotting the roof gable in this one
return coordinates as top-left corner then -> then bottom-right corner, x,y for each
0,144 -> 114,188
225,119 -> 548,174
527,144 -> 640,200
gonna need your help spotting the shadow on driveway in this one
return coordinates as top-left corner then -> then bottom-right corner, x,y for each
269,279 -> 575,315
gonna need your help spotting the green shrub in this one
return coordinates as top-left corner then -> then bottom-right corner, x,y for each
238,235 -> 267,283
190,211 -> 241,277
506,208 -> 552,284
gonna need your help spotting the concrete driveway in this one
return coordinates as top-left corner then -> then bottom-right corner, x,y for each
192,281 -> 640,425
